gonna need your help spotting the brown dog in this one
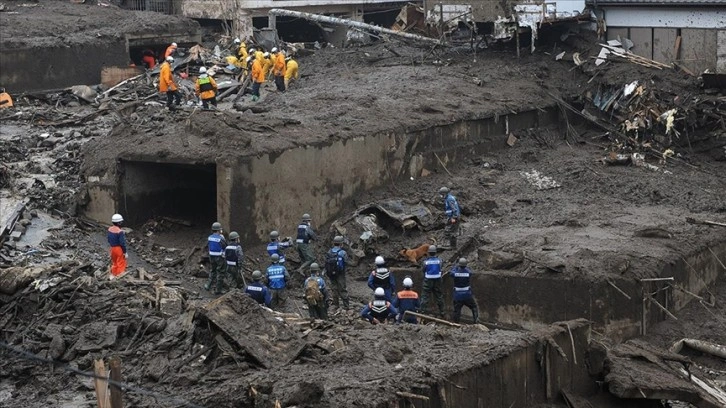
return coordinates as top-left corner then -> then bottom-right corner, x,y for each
399,239 -> 436,264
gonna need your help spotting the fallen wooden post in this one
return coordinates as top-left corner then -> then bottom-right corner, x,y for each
404,311 -> 461,327
268,9 -> 441,45
648,294 -> 678,320
686,217 -> 726,228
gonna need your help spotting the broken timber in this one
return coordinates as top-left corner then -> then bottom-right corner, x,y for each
268,9 -> 441,45
404,311 -> 461,327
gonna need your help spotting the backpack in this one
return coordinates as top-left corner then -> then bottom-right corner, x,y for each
324,249 -> 343,276
305,278 -> 323,306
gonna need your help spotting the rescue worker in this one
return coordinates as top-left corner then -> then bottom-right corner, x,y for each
234,38 -> 248,62
271,47 -> 286,92
393,277 -> 420,324
439,186 -> 461,248
420,245 -> 445,317
304,263 -> 329,320
367,256 -> 396,301
296,213 -> 316,272
266,253 -> 290,309
107,214 -> 128,280
267,230 -> 292,264
141,49 -> 156,69
159,56 -> 181,111
250,54 -> 264,102
262,52 -> 273,80
194,67 -> 218,110
361,287 -> 398,324
254,48 -> 264,65
224,231 -> 244,289
0,87 -> 13,109
164,42 -> 178,58
284,57 -> 299,88
449,258 -> 479,323
204,222 -> 227,294
245,270 -> 272,307
325,235 -> 350,310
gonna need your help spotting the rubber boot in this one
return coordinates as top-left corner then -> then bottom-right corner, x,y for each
449,236 -> 457,249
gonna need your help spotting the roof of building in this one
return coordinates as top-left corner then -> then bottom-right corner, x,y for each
587,0 -> 726,6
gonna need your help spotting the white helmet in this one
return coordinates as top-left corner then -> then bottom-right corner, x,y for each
245,56 -> 252,63
166,56 -> 174,63
271,47 -> 278,53
249,48 -> 256,53
375,256 -> 385,265
234,38 -> 241,44
199,67 -> 207,74
171,42 -> 177,47
374,287 -> 385,297
403,277 -> 413,288
111,214 -> 124,223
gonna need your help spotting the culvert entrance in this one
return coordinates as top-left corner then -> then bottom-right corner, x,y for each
119,160 -> 217,227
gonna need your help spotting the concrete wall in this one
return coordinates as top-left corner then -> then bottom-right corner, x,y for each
401,319 -> 595,407
391,241 -> 726,342
607,26 -> 725,73
0,41 -> 129,92
222,108 -> 557,244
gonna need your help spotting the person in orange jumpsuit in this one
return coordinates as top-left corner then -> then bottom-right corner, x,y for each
0,87 -> 13,109
164,42 -> 177,58
159,56 -> 181,111
271,47 -> 286,92
108,214 -> 128,280
142,49 -> 156,69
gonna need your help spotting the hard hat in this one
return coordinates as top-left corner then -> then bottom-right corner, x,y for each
403,277 -> 413,288
111,214 -> 124,223
374,287 -> 385,297
285,57 -> 291,61
458,257 -> 468,267
271,253 -> 280,262
171,42 -> 177,47
229,231 -> 240,240
310,262 -> 320,271
375,256 -> 385,265
249,48 -> 256,53
166,56 -> 174,63
199,67 -> 207,74
245,56 -> 252,62
252,270 -> 262,280
263,52 -> 269,57
439,186 -> 450,195
333,236 -> 343,244
302,213 -> 311,221
234,38 -> 241,44
211,222 -> 222,231
271,47 -> 278,53
428,245 -> 437,254
270,230 -> 280,239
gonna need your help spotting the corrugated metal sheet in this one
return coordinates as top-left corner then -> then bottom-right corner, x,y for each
587,0 -> 726,6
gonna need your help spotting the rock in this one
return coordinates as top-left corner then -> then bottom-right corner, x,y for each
383,348 -> 403,364
0,266 -> 44,294
72,131 -> 82,138
39,137 -> 60,147
285,381 -> 324,406
10,231 -> 22,241
29,210 -> 38,218
48,334 -> 66,360
13,224 -> 25,234
73,322 -> 119,352
477,248 -> 524,269
18,218 -> 31,227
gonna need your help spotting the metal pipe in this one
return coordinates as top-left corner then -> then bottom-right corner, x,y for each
268,8 -> 441,45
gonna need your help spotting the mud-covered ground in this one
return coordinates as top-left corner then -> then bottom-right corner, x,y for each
0,0 -> 199,49
2,14 -> 726,408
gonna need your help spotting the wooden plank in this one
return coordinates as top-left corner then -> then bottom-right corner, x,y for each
101,66 -> 143,88
108,357 -> 123,408
653,28 -> 678,64
630,28 -> 654,59
93,359 -> 110,408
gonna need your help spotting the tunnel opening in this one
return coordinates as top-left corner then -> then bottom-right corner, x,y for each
120,160 -> 217,228
362,7 -> 400,27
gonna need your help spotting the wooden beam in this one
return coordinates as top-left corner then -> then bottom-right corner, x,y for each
108,357 -> 123,408
404,310 -> 461,327
93,359 -> 110,408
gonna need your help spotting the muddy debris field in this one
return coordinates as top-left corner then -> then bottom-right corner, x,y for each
2,3 -> 726,408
